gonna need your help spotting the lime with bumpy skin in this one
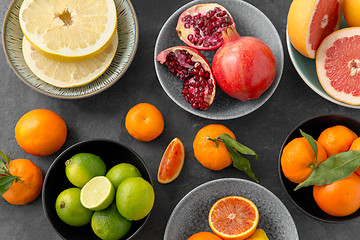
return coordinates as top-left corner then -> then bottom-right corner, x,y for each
55,188 -> 93,226
80,176 -> 115,211
116,177 -> 155,221
65,153 -> 106,188
91,203 -> 132,240
106,163 -> 141,189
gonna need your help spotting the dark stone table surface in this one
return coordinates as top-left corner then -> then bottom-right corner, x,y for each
0,0 -> 359,239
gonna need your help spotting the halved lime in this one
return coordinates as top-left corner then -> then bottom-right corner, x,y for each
80,176 -> 115,211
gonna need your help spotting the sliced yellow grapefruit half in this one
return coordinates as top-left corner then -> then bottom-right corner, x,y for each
22,32 -> 118,88
316,27 -> 360,105
287,0 -> 342,59
19,0 -> 117,61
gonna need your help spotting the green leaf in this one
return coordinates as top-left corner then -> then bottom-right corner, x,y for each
300,129 -> 318,168
218,134 -> 259,159
0,176 -> 15,195
0,151 -> 11,166
295,151 -> 360,191
226,145 -> 259,183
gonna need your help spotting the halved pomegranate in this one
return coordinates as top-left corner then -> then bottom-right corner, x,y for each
176,3 -> 235,51
156,46 -> 216,111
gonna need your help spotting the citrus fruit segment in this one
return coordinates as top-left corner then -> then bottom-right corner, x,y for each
116,177 -> 155,221
65,153 -> 106,188
91,203 -> 132,240
157,138 -> 185,184
55,188 -> 93,226
287,0 -> 341,59
22,32 -> 118,88
106,163 -> 142,189
19,0 -> 117,61
80,176 -> 115,211
208,196 -> 259,240
316,27 -> 360,105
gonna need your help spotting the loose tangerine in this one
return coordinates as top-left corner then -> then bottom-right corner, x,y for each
157,138 -> 185,184
125,103 -> 164,142
187,232 -> 223,240
313,173 -> 360,217
2,159 -> 43,205
15,109 -> 67,156
317,125 -> 358,157
281,137 -> 327,184
193,124 -> 235,171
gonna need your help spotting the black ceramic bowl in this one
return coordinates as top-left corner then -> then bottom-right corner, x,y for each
278,115 -> 360,222
42,139 -> 153,239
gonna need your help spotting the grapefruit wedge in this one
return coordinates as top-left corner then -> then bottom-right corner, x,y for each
209,196 -> 259,240
287,0 -> 342,59
316,27 -> 360,105
157,138 -> 185,184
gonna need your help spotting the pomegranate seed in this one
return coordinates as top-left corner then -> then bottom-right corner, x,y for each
184,23 -> 190,28
220,11 -> 227,17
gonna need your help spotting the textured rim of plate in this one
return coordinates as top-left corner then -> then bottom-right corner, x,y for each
164,178 -> 299,240
2,0 -> 139,99
286,28 -> 360,109
154,0 -> 284,120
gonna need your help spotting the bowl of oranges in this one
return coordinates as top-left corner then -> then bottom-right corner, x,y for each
279,115 -> 360,222
42,139 -> 154,240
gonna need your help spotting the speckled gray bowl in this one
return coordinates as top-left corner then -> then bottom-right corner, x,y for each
164,178 -> 298,240
154,0 -> 284,120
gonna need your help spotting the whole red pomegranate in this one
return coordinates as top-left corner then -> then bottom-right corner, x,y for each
212,26 -> 276,101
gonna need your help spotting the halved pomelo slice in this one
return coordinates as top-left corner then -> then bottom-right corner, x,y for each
22,32 -> 118,88
19,0 -> 117,61
208,196 -> 259,240
287,0 -> 342,59
157,138 -> 185,184
316,27 -> 360,105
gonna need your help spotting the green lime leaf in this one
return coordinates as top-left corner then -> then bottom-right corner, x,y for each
300,129 -> 318,168
218,134 -> 259,159
294,151 -> 360,191
0,151 -> 11,166
0,176 -> 15,195
226,145 -> 259,183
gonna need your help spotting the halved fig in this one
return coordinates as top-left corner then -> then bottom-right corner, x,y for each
156,46 -> 216,111
176,3 -> 235,51
157,138 -> 185,184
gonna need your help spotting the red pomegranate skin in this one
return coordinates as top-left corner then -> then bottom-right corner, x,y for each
212,29 -> 276,101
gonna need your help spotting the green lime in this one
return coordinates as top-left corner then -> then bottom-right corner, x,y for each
55,188 -> 93,226
65,153 -> 106,188
105,163 -> 141,189
80,176 -> 115,211
116,177 -> 154,221
91,203 -> 132,240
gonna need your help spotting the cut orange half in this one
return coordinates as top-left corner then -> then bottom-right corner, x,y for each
209,196 -> 259,240
157,138 -> 185,184
287,0 -> 342,59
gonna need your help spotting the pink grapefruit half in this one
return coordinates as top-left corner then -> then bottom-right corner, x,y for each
316,27 -> 360,105
287,0 -> 342,59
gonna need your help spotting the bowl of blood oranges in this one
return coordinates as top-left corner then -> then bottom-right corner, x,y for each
278,115 -> 360,222
42,139 -> 153,240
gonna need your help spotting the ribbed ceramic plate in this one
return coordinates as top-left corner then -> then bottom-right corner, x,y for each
286,18 -> 360,108
164,178 -> 298,240
3,0 -> 138,99
154,0 -> 284,120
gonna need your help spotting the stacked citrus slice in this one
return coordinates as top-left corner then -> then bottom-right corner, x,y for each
19,0 -> 118,88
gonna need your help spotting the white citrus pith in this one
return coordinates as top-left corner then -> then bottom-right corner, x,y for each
19,0 -> 117,61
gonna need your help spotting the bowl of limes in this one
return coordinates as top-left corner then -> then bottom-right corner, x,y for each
42,139 -> 154,240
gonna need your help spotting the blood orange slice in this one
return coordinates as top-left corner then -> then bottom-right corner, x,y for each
157,138 -> 185,184
316,27 -> 360,105
287,0 -> 342,59
208,196 -> 259,240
